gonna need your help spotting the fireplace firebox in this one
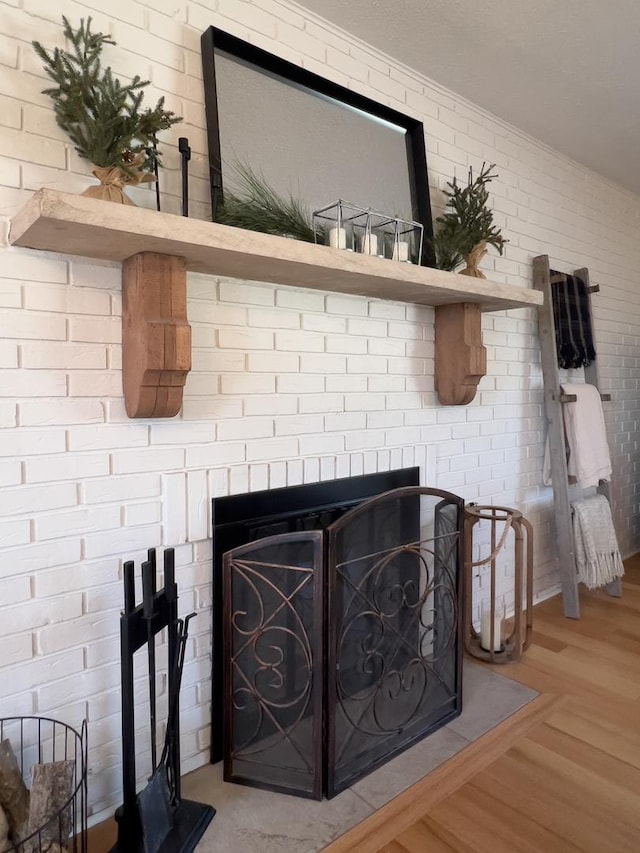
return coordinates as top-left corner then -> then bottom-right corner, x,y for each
211,470 -> 464,799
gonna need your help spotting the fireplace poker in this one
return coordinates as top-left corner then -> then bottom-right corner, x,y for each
141,557 -> 158,772
162,611 -> 196,805
178,137 -> 191,217
137,611 -> 195,853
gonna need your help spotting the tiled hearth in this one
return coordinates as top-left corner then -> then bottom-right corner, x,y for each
183,663 -> 537,853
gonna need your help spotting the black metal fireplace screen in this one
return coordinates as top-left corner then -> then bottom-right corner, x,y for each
222,486 -> 464,799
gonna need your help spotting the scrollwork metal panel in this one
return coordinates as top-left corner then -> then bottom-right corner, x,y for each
326,487 -> 464,797
223,531 -> 324,799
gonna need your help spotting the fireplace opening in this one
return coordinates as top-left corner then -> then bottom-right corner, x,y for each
211,470 -> 463,799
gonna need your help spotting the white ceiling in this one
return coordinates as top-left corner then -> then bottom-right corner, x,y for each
295,0 -> 640,195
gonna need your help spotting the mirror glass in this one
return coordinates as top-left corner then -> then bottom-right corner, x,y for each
201,28 -> 435,265
215,51 -> 413,216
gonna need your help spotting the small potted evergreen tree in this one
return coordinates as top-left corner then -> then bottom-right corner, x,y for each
33,17 -> 181,205
433,163 -> 507,277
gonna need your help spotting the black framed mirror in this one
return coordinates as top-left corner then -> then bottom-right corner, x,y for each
201,26 -> 435,267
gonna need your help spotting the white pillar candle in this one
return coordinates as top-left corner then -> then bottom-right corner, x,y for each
361,233 -> 378,255
480,606 -> 502,652
329,227 -> 347,249
392,240 -> 410,262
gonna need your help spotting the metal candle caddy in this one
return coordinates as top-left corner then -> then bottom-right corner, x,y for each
463,505 -> 533,663
313,199 -> 424,264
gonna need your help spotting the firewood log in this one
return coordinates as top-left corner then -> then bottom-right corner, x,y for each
0,740 -> 30,842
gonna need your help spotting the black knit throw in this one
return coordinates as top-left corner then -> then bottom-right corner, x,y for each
550,271 -> 596,369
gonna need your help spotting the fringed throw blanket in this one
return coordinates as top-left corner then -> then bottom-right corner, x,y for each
572,494 -> 624,589
551,271 -> 596,368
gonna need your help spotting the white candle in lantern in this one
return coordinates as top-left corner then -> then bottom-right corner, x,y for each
329,227 -> 347,249
480,602 -> 502,652
361,233 -> 378,255
392,240 -> 410,262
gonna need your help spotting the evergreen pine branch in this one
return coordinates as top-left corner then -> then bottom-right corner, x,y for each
33,17 -> 181,172
215,162 -> 326,243
432,162 -> 507,271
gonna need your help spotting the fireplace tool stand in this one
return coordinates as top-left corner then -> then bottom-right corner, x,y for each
110,548 -> 215,853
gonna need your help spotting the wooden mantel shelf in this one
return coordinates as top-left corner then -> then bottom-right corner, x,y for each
9,190 -> 543,415
11,190 -> 541,312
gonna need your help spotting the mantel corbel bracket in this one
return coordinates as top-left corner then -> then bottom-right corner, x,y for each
434,302 -> 487,406
122,252 -> 191,418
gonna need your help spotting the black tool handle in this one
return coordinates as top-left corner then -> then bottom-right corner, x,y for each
142,560 -> 155,620
147,548 -> 157,594
123,561 -> 135,614
164,548 -> 177,603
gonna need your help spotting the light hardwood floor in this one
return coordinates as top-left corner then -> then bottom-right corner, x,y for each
89,556 -> 640,852
325,554 -> 640,853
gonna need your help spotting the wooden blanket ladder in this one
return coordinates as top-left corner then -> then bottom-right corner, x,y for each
533,255 -> 622,618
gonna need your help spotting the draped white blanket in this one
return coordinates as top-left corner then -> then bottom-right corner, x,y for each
543,383 -> 612,488
572,494 -> 624,589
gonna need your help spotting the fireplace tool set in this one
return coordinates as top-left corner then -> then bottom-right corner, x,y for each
110,547 -> 215,853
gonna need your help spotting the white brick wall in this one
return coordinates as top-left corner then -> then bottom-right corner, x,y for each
2,0 -> 640,825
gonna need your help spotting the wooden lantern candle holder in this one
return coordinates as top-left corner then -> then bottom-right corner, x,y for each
463,504 -> 533,663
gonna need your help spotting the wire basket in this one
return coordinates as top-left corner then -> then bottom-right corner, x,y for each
0,716 -> 87,853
